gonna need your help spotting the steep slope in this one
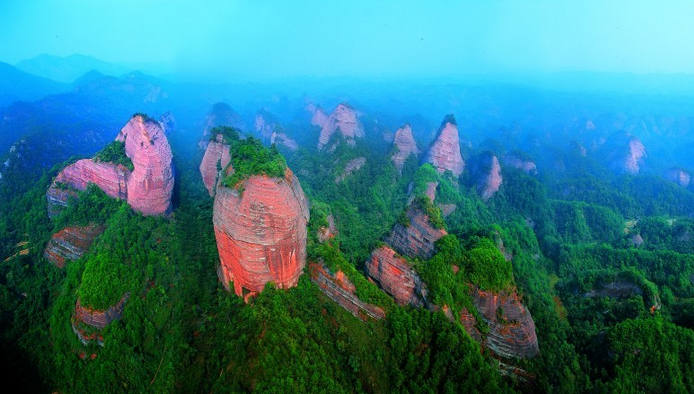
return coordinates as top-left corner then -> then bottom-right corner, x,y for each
391,124 -> 420,172
199,133 -> 231,196
314,103 -> 364,150
425,114 -> 464,176
365,245 -> 427,307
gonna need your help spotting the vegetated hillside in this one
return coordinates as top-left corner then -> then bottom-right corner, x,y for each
1,83 -> 694,392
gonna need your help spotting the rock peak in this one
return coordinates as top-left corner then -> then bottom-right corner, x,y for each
391,124 -> 420,171
425,115 -> 464,176
315,103 -> 364,150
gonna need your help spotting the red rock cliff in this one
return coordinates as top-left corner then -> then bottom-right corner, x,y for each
365,245 -> 427,307
46,115 -> 174,217
391,124 -> 420,172
387,205 -> 447,259
316,103 -> 364,150
213,168 -> 310,298
199,134 -> 231,196
479,155 -> 502,200
469,287 -> 539,359
666,167 -> 691,187
44,224 -> 104,268
116,115 -> 174,215
425,115 -> 464,176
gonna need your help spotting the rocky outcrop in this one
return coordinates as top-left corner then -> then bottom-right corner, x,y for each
469,287 -> 539,359
213,168 -> 310,298
255,111 -> 276,144
365,245 -> 427,307
309,262 -> 385,321
199,103 -> 244,149
72,294 -> 128,345
317,214 -> 337,242
387,205 -> 447,259
391,124 -> 420,171
116,115 -> 174,216
46,115 -> 174,217
665,167 -> 691,187
43,224 -> 104,268
425,115 -> 464,176
47,160 -> 128,218
610,136 -> 646,174
335,157 -> 366,183
308,104 -> 329,128
315,103 -> 364,150
199,134 -> 231,196
474,154 -> 502,200
504,153 -> 537,175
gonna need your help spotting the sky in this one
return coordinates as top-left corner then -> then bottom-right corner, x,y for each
2,0 -> 694,81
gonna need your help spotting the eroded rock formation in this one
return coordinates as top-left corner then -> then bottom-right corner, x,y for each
317,214 -> 337,242
504,153 -> 537,175
469,287 -> 539,359
477,154 -> 503,200
425,115 -> 464,176
199,102 -> 244,149
365,245 -> 427,307
213,168 -> 310,298
270,131 -> 299,151
72,294 -> 128,345
43,224 -> 104,268
46,115 -> 174,217
391,124 -> 420,171
309,262 -> 385,321
199,134 -> 231,196
610,136 -> 646,174
315,103 -> 364,150
387,205 -> 447,259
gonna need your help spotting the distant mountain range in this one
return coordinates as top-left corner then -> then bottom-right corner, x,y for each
15,54 -> 131,83
0,62 -> 67,107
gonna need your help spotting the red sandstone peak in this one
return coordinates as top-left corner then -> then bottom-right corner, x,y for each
44,224 -> 104,268
199,134 -> 231,196
391,124 -> 420,172
46,114 -> 174,217
117,115 -> 174,215
623,137 -> 646,174
316,103 -> 364,150
425,115 -> 464,176
480,155 -> 502,200
365,245 -> 427,307
213,172 -> 310,298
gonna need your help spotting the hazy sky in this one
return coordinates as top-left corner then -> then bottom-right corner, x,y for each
2,0 -> 694,80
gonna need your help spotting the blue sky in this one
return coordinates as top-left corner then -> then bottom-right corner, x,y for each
2,0 -> 693,80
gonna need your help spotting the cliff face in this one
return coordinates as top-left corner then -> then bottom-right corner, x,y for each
43,224 -> 104,268
316,103 -> 364,150
116,115 -> 174,215
478,155 -> 503,200
365,245 -> 427,307
72,294 -> 128,345
470,287 -> 539,359
309,262 -> 385,321
387,205 -> 447,259
46,115 -> 174,217
666,167 -> 691,187
213,169 -> 310,298
425,115 -> 464,176
199,102 -> 244,149
609,136 -> 646,174
199,134 -> 231,196
391,124 -> 420,171
270,131 -> 298,151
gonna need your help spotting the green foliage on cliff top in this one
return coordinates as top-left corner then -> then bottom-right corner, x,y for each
94,140 -> 134,171
221,136 -> 287,189
209,125 -> 240,144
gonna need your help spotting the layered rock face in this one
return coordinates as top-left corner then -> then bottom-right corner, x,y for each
47,160 -> 128,217
335,157 -> 366,183
199,134 -> 231,196
199,102 -> 244,149
316,103 -> 364,150
504,153 -> 537,175
43,224 -> 104,268
309,262 -> 385,321
470,287 -> 539,359
46,115 -> 174,217
666,167 -> 691,187
309,104 -> 329,128
116,115 -> 174,215
391,124 -> 420,171
365,245 -> 427,307
387,205 -> 447,259
425,115 -> 464,176
478,155 -> 503,200
72,294 -> 128,345
213,169 -> 310,298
